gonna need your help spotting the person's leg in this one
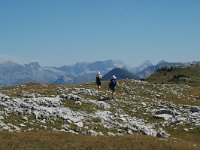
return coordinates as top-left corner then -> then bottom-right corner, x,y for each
112,91 -> 114,99
98,85 -> 100,91
99,82 -> 101,91
97,83 -> 101,93
111,89 -> 115,99
112,87 -> 116,99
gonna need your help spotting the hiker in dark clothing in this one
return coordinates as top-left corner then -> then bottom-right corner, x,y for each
96,71 -> 102,92
109,75 -> 118,99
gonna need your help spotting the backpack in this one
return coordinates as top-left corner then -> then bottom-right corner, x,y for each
96,76 -> 101,84
109,79 -> 116,88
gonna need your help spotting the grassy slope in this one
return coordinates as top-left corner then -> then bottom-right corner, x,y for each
147,64 -> 200,86
0,78 -> 200,149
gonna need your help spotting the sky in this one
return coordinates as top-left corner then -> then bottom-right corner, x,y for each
0,0 -> 200,67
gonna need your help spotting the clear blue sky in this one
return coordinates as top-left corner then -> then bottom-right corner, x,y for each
0,0 -> 200,67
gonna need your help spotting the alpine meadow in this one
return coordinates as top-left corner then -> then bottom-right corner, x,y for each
0,63 -> 200,149
1,0 -> 200,149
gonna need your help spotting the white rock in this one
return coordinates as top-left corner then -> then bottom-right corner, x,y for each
87,130 -> 98,136
75,121 -> 84,128
154,114 -> 173,120
98,132 -> 104,136
183,128 -> 189,131
141,102 -> 147,107
20,123 -> 26,127
108,132 -> 116,136
22,116 -> 28,121
75,101 -> 82,105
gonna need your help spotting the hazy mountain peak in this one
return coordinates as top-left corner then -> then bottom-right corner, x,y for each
111,60 -> 125,67
142,60 -> 153,66
0,60 -> 19,65
28,62 -> 40,67
138,60 -> 153,69
157,59 -> 167,65
131,60 -> 153,74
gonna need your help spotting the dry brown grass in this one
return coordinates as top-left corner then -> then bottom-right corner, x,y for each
0,131 -> 199,150
162,87 -> 200,106
165,125 -> 200,147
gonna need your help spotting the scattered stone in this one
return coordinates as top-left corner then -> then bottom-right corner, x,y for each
156,94 -> 161,98
75,101 -> 82,105
87,130 -> 98,136
75,121 -> 84,128
22,116 -> 28,121
20,123 -> 26,127
183,128 -> 189,131
108,132 -> 116,136
99,95 -> 109,101
0,81 -> 199,139
190,106 -> 200,113
154,109 -> 179,120
65,94 -> 83,101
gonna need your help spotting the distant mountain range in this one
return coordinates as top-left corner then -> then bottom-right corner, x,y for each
0,61 -> 59,86
0,60 -> 126,86
53,60 -> 127,84
0,60 -> 199,86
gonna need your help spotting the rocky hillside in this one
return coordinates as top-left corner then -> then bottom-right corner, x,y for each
0,80 -> 200,148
